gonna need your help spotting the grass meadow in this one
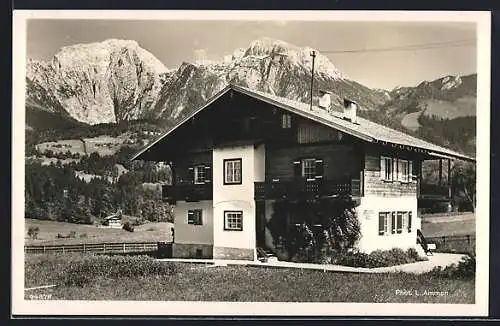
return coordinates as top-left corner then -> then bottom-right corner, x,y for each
24,253 -> 475,303
25,219 -> 173,245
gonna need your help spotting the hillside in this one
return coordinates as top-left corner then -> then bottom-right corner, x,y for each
374,74 -> 477,155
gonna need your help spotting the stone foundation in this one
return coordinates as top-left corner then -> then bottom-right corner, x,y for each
213,246 -> 255,260
172,243 -> 213,259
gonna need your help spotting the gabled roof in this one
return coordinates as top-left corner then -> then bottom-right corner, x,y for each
132,84 -> 475,162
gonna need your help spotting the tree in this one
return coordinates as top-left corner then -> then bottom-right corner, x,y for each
451,161 -> 476,212
27,226 -> 40,240
268,198 -> 361,263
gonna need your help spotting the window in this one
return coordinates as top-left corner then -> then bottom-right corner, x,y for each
396,211 -> 404,233
187,209 -> 203,225
380,156 -> 413,182
379,211 -> 412,235
294,158 -> 324,180
302,158 -> 317,179
223,159 -> 242,185
282,114 -> 292,129
378,212 -> 390,235
194,165 -> 206,184
397,159 -> 410,182
224,211 -> 243,231
380,156 -> 393,181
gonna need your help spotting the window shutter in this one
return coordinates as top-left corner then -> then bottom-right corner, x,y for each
392,159 -> 398,181
396,159 -> 403,181
293,160 -> 301,178
315,159 -> 324,179
195,210 -> 202,225
378,213 -> 385,235
391,212 -> 396,234
380,157 -> 386,180
188,167 -> 195,184
408,212 -> 412,232
187,210 -> 194,224
204,165 -> 212,183
409,160 -> 414,182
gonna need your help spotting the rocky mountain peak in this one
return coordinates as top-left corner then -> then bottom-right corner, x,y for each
26,39 -> 170,125
241,37 -> 348,80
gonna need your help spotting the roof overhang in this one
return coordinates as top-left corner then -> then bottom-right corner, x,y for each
427,151 -> 476,163
130,84 -> 232,161
131,84 -> 476,164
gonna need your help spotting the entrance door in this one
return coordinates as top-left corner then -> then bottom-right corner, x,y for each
255,201 -> 266,247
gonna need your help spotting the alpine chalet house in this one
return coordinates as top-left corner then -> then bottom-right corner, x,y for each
132,84 -> 475,261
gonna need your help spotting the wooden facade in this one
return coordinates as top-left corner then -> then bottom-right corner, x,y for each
152,90 -> 451,204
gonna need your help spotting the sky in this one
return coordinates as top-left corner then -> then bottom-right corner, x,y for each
26,19 -> 477,90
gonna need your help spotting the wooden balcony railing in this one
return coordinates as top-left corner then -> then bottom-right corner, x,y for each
419,183 -> 450,200
254,178 -> 361,201
162,183 -> 213,204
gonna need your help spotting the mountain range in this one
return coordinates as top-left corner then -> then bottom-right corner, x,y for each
25,37 -> 477,156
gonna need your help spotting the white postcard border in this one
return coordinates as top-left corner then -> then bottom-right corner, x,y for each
12,10 -> 491,317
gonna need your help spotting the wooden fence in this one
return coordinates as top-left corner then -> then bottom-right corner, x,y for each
426,234 -> 476,254
24,242 -> 161,254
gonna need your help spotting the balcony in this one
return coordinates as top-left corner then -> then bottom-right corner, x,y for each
419,183 -> 450,200
254,178 -> 362,201
162,182 -> 213,204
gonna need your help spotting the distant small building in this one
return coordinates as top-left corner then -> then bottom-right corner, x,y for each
103,210 -> 123,228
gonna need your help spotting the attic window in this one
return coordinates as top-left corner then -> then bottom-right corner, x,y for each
282,114 -> 292,129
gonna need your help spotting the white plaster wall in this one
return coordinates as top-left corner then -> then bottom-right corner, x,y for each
173,200 -> 214,245
212,145 -> 258,250
254,144 -> 266,182
355,195 -> 420,253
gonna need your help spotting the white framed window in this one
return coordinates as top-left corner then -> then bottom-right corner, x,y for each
378,212 -> 391,236
396,211 -> 404,233
401,212 -> 407,231
380,156 -> 393,181
187,209 -> 203,225
381,157 -> 413,182
397,159 -> 411,182
282,114 -> 292,129
380,211 -> 412,235
301,158 -> 317,180
194,165 -> 206,184
224,211 -> 243,231
223,159 -> 242,185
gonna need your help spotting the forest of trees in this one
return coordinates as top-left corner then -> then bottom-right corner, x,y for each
24,148 -> 173,224
360,110 -> 476,157
33,119 -> 168,143
415,115 -> 476,156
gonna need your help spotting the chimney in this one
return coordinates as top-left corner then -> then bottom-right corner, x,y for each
343,98 -> 358,123
318,90 -> 332,110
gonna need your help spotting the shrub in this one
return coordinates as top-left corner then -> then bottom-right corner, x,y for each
63,255 -> 178,286
79,233 -> 88,238
27,226 -> 40,240
426,253 -> 475,279
132,218 -> 145,226
69,231 -> 77,238
123,222 -> 134,232
269,198 -> 361,263
336,247 -> 428,268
